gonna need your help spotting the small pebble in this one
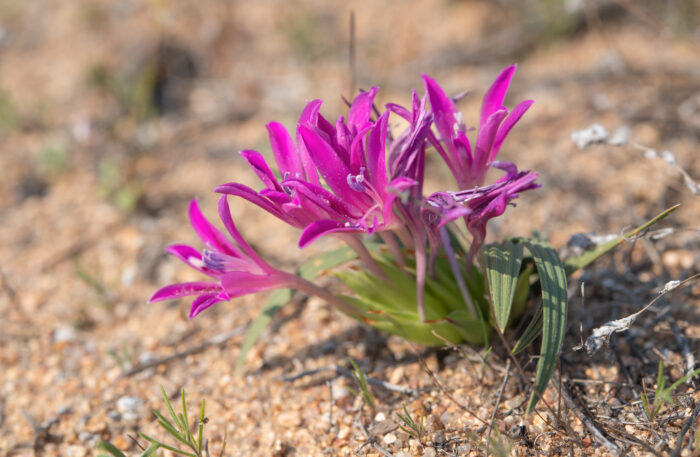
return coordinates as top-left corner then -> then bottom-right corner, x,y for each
337,427 -> 351,440
52,326 -> 78,344
422,448 -> 437,457
65,445 -> 87,457
374,412 -> 386,422
383,433 -> 397,445
116,396 -> 143,421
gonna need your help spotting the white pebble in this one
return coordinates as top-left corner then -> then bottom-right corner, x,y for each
116,396 -> 143,421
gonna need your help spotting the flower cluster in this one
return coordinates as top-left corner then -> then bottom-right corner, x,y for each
151,65 -> 539,332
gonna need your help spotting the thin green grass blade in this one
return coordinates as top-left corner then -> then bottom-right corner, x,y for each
235,287 -> 292,375
160,386 -> 184,432
218,430 -> 228,457
484,239 -> 524,332
522,238 -> 568,414
564,205 -> 679,276
180,390 -> 190,441
197,399 -> 205,454
139,444 -> 161,457
511,302 -> 543,355
155,418 -> 188,444
139,432 -> 197,457
95,442 -> 127,457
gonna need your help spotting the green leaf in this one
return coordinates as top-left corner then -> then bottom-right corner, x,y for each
511,301 -> 542,355
139,432 -> 197,457
95,442 -> 127,457
140,444 -> 161,457
564,205 -> 679,276
235,288 -> 292,375
160,386 -> 184,432
484,239 -> 524,332
522,238 -> 568,414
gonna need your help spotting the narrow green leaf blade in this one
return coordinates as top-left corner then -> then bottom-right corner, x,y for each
95,442 -> 127,457
484,239 -> 524,332
139,444 -> 161,457
564,204 -> 679,276
511,302 -> 543,355
235,288 -> 293,375
522,238 -> 568,414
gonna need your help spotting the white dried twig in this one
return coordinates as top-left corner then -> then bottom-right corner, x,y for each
583,275 -> 699,354
632,143 -> 700,195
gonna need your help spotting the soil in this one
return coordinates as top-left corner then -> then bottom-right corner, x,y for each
1,1 -> 699,456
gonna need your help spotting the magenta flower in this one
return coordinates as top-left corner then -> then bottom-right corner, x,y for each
217,88 -> 415,248
149,197 -> 292,318
423,65 -> 534,189
424,163 -> 540,262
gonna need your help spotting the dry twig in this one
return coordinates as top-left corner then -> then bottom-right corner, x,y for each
671,401 -> 700,457
556,375 -> 621,455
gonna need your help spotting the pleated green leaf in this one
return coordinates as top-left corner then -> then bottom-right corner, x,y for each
484,239 -> 524,332
522,238 -> 568,414
511,301 -> 542,355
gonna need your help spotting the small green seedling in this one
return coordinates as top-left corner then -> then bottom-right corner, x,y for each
640,361 -> 700,421
97,387 -> 226,457
346,358 -> 375,409
396,404 -> 424,440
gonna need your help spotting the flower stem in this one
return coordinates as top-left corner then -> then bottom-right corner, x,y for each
338,234 -> 388,281
379,231 -> 405,267
440,226 -> 477,317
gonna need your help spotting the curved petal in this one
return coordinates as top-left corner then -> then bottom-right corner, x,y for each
217,195 -> 270,271
490,99 -> 534,161
149,281 -> 221,302
298,125 -> 369,208
298,219 -> 360,248
386,102 -> 411,121
189,292 -> 227,318
480,64 -> 516,132
349,124 -> 372,173
283,178 -> 363,220
423,73 -> 459,143
215,183 -> 295,225
296,100 -> 323,185
473,109 -> 508,183
165,244 -> 212,276
266,121 -> 303,179
240,150 -> 281,191
188,199 -> 239,257
366,111 -> 389,194
348,87 -> 379,133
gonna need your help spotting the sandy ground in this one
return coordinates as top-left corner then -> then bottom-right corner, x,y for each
1,1 -> 699,456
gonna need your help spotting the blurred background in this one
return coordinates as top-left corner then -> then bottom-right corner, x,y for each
1,0 -> 699,455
